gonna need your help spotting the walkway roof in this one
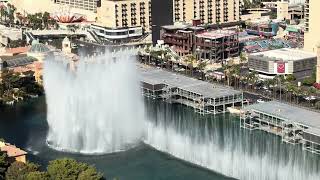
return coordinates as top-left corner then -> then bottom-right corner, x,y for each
245,101 -> 320,135
140,66 -> 241,99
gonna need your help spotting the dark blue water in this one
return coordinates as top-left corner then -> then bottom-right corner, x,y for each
0,97 -> 234,180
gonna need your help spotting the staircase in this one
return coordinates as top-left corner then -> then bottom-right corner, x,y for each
24,31 -> 36,44
87,30 -> 102,44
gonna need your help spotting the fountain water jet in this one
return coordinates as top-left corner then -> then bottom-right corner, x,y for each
144,99 -> 320,180
43,51 -> 145,154
43,50 -> 320,179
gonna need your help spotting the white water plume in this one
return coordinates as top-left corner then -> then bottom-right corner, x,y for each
144,100 -> 320,180
42,49 -> 319,179
43,51 -> 145,154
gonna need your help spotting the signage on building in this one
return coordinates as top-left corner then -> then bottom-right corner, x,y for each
277,61 -> 285,73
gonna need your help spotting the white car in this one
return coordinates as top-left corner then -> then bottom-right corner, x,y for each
257,99 -> 265,103
304,96 -> 316,101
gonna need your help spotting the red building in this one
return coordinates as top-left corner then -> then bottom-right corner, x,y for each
161,24 -> 239,63
161,24 -> 203,56
194,30 -> 239,62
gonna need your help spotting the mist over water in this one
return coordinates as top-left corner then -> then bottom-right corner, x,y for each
43,52 -> 145,154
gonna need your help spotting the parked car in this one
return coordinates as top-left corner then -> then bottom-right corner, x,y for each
257,99 -> 265,103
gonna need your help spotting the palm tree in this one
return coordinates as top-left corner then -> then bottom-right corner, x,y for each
3,10 -> 8,22
315,101 -> 320,110
239,52 -> 247,65
247,71 -> 258,91
197,61 -> 207,80
0,6 -> 5,22
232,65 -> 241,88
224,65 -> 232,86
185,54 -> 196,76
292,86 -> 303,104
164,54 -> 172,70
7,4 -> 16,25
42,12 -> 50,29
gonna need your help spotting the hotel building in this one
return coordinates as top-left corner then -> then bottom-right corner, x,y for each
11,0 -> 240,42
304,0 -> 320,53
248,48 -> 317,79
173,0 -> 240,24
54,0 -> 99,12
96,0 -> 152,32
11,0 -> 97,21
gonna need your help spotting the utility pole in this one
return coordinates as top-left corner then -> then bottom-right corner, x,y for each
279,76 -> 282,102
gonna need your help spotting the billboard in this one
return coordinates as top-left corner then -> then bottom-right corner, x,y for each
277,61 -> 285,74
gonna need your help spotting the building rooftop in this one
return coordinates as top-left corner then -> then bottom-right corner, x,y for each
0,54 -> 37,68
250,48 -> 316,61
5,46 -> 29,55
0,143 -> 27,157
29,41 -> 50,54
244,101 -> 320,135
196,30 -> 237,40
162,24 -> 190,30
140,66 -> 241,98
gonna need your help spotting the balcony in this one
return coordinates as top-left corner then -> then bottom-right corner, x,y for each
163,38 -> 184,46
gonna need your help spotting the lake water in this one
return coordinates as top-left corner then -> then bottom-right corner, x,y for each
0,97 -> 319,180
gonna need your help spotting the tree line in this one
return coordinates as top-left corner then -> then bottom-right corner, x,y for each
0,152 -> 103,180
140,47 -> 320,110
0,69 -> 43,105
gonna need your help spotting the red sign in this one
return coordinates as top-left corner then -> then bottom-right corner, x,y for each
277,62 -> 285,73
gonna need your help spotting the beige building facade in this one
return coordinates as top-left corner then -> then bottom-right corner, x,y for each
317,47 -> 320,83
277,1 -> 289,20
11,0 -> 53,15
304,0 -> 320,53
11,0 -> 97,21
173,0 -> 240,24
96,0 -> 152,32
55,0 -> 99,12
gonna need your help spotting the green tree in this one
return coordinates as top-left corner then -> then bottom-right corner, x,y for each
0,152 -> 9,179
315,101 -> 320,109
78,166 -> 103,180
285,74 -> 296,82
269,12 -> 277,20
3,10 -> 8,22
185,54 -> 196,76
47,158 -> 102,180
0,7 -> 5,22
26,171 -> 50,180
239,52 -> 247,64
197,61 -> 207,80
42,12 -> 50,29
5,161 -> 39,180
302,77 -> 315,86
7,4 -> 16,25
